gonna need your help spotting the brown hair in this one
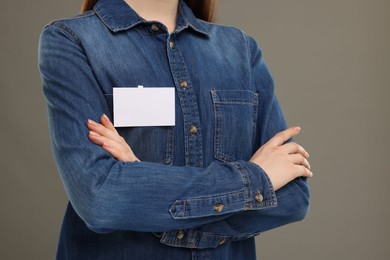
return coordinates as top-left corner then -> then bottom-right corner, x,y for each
81,0 -> 216,22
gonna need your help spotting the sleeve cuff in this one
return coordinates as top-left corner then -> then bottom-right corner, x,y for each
234,160 -> 277,210
168,161 -> 276,220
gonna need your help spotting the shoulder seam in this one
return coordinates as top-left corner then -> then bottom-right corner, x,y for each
45,22 -> 82,44
43,10 -> 97,44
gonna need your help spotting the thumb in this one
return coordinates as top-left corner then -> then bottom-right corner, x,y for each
266,127 -> 301,147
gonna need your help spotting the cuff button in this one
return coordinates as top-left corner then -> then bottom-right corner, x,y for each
176,230 -> 185,239
255,190 -> 264,203
213,203 -> 224,213
151,24 -> 159,31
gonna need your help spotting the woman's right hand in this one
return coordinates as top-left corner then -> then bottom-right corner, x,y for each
87,114 -> 140,163
250,127 -> 313,191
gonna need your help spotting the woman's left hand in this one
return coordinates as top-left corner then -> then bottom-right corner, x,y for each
87,114 -> 140,162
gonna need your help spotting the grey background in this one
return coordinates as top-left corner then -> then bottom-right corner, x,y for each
1,0 -> 389,259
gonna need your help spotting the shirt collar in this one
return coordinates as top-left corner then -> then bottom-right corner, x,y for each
93,0 -> 209,36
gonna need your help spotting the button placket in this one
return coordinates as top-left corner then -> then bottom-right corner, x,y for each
166,34 -> 203,167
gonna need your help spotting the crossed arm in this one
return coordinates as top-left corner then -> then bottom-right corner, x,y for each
85,114 -> 312,247
88,114 -> 312,192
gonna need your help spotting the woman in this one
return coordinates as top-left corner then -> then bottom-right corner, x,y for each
39,0 -> 312,259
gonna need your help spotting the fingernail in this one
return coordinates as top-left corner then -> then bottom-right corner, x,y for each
103,114 -> 109,121
88,119 -> 98,126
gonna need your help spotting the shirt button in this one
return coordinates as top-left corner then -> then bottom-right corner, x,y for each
151,24 -> 159,31
190,125 -> 198,135
255,190 -> 264,203
219,239 -> 226,245
213,203 -> 224,213
169,40 -> 175,48
176,230 -> 185,239
180,80 -> 188,89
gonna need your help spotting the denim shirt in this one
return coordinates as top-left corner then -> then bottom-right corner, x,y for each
38,0 -> 310,259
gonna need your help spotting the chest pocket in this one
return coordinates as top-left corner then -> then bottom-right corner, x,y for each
103,94 -> 174,165
211,89 -> 258,162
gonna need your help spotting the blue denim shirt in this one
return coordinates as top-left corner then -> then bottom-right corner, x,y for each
38,0 -> 310,259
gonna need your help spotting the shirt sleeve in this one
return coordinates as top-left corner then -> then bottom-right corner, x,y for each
160,98 -> 311,249
38,22 -> 278,234
158,34 -> 310,249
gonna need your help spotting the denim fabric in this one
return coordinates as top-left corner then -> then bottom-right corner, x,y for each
38,0 -> 310,259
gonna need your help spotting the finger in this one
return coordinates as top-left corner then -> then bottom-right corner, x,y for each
97,135 -> 138,161
283,142 -> 309,158
102,142 -> 123,160
290,154 -> 311,170
100,114 -> 117,133
87,119 -> 122,143
295,165 -> 313,178
266,127 -> 301,147
88,131 -> 103,146
89,131 -> 120,149
102,142 -> 138,162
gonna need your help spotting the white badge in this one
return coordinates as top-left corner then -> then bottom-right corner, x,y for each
113,86 -> 175,127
